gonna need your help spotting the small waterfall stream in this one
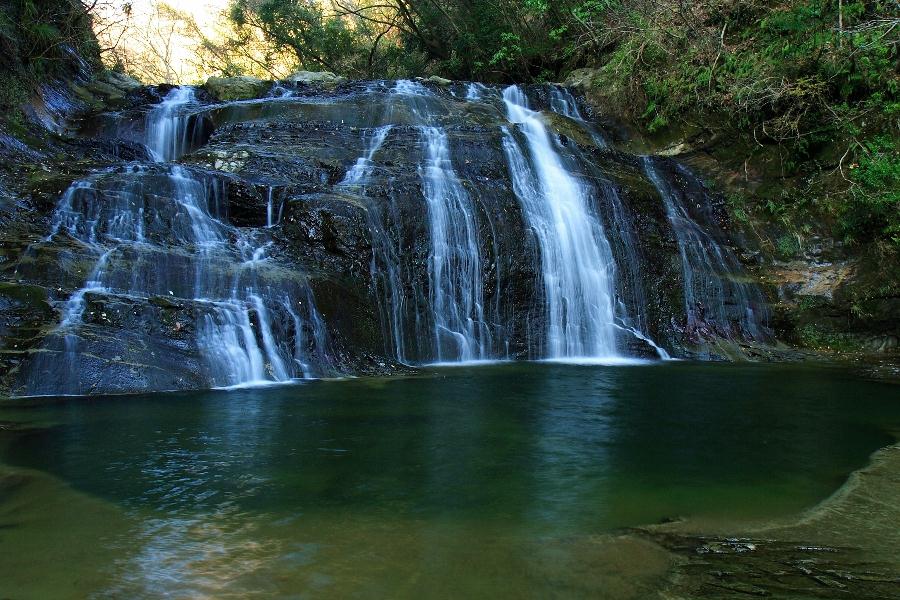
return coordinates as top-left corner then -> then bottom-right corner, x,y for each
341,125 -> 393,186
382,81 -> 495,362
21,88 -> 335,394
418,126 -> 492,362
339,123 -> 410,362
26,164 -> 332,394
643,156 -> 768,343
547,85 -> 607,147
501,86 -> 620,360
145,87 -> 199,162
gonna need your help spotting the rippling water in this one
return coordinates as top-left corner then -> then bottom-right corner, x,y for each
1,362 -> 897,598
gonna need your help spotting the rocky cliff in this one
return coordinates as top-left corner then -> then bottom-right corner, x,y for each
0,66 -> 891,396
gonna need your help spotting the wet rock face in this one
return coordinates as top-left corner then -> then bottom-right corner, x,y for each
15,292 -> 208,396
0,79 -> 779,395
182,96 -> 676,362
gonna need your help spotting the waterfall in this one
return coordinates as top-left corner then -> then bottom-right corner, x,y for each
418,126 -> 492,362
546,85 -> 607,147
393,79 -> 429,96
341,125 -> 393,186
22,162 -> 332,394
465,83 -> 487,101
25,155 -> 331,394
339,125 -> 411,361
643,156 -> 768,343
547,86 -> 584,120
390,79 -> 435,123
6,77 -> 788,397
145,87 -> 201,162
386,80 -> 495,362
501,86 -> 620,360
554,138 -> 669,359
265,187 -> 284,228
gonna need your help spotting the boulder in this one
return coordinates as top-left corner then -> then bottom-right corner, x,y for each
203,76 -> 271,101
425,75 -> 452,86
563,68 -> 602,91
101,70 -> 142,92
70,71 -> 144,110
284,71 -> 347,86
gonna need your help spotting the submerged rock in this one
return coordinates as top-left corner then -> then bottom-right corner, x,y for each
643,440 -> 900,599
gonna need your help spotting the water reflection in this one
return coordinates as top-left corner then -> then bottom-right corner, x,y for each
1,363 -> 898,597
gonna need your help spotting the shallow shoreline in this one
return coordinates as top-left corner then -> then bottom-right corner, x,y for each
638,434 -> 900,598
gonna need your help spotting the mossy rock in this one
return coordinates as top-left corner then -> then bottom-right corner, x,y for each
99,71 -> 141,92
541,112 -> 599,148
204,76 -> 272,102
425,75 -> 452,86
284,71 -> 347,86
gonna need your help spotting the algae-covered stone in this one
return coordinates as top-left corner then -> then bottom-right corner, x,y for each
425,75 -> 452,86
563,68 -> 603,91
71,71 -> 144,110
99,71 -> 141,92
204,76 -> 271,101
284,71 -> 347,86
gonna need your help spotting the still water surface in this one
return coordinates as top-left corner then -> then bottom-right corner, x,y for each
1,362 -> 898,598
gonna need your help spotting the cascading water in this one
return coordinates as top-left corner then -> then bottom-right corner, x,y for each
22,165 -> 331,394
501,86 -> 620,360
341,125 -> 393,186
26,163 -> 331,395
145,87 -> 200,162
339,124 -> 412,362
547,86 -> 585,121
465,83 -> 487,101
390,79 -> 435,122
19,82 -> 338,394
550,131 -> 669,359
9,78 -> 785,396
546,85 -> 607,146
265,187 -> 284,228
643,156 -> 768,343
418,126 -> 492,362
375,80 -> 495,363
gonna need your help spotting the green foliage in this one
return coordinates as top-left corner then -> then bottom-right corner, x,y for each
570,0 -> 898,249
230,0 -> 370,75
776,234 -> 801,258
726,193 -> 750,224
489,33 -> 524,69
797,322 -> 859,352
842,136 -> 900,247
0,0 -> 100,113
2,0 -> 99,73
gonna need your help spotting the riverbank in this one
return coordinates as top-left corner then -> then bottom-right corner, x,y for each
635,432 -> 900,598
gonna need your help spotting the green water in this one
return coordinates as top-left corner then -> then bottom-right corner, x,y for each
0,362 -> 898,598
